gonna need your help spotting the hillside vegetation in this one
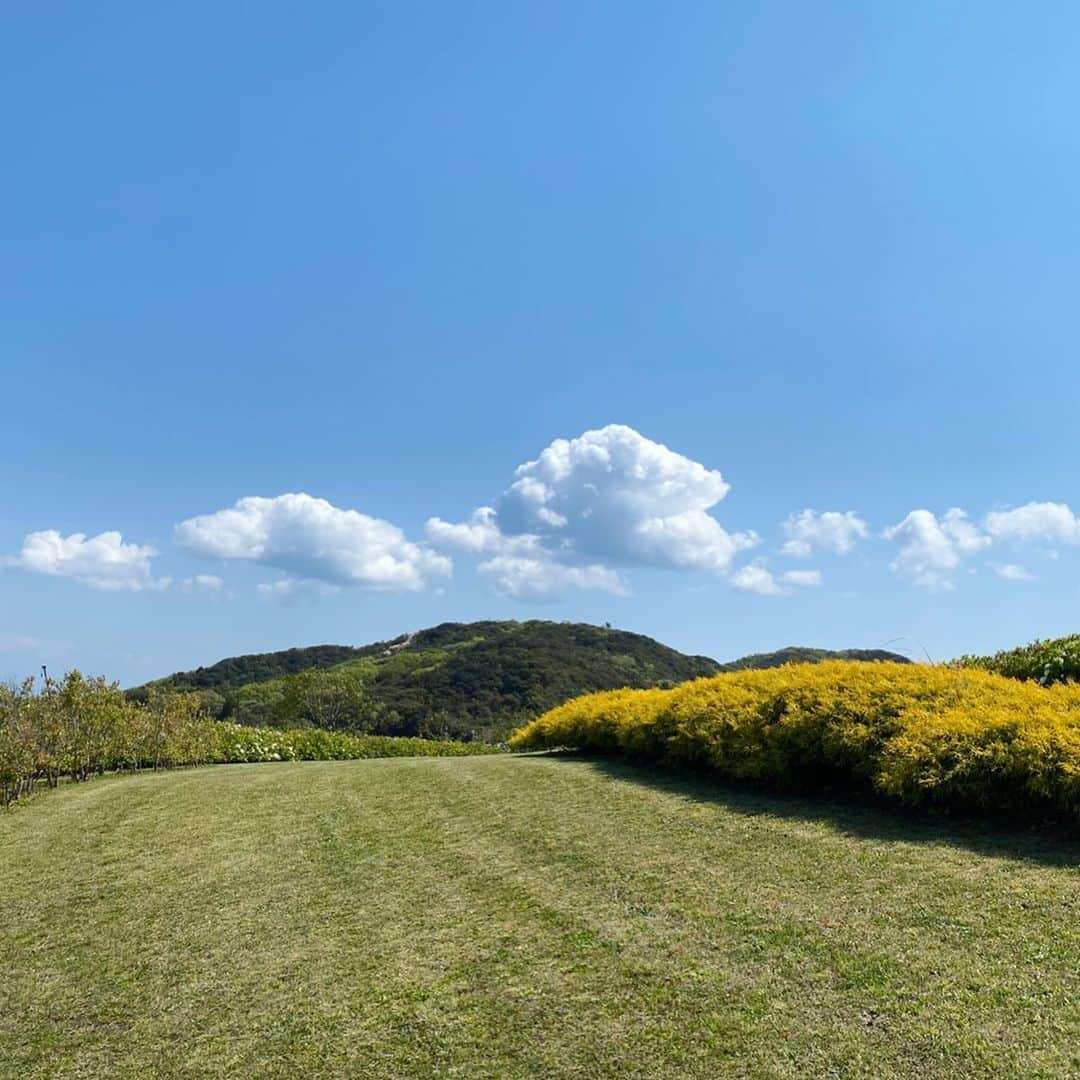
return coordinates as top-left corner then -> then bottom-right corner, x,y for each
2,755 -> 1078,1078
129,621 -> 909,742
718,646 -> 911,671
510,660 -> 1080,821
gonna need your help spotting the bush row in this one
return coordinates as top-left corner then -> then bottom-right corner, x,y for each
957,634 -> 1080,686
214,724 -> 505,763
508,661 -> 1080,820
1,670 -> 501,807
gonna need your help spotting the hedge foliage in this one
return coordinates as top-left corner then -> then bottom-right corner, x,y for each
957,634 -> 1080,687
1,670 -> 501,807
214,725 -> 504,763
509,661 -> 1080,819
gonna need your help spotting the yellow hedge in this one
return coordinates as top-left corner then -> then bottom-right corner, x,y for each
508,662 -> 1080,818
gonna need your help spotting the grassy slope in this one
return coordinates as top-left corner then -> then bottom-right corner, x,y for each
2,758 -> 1079,1079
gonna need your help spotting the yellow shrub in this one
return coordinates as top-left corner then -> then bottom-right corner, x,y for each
508,662 -> 1080,818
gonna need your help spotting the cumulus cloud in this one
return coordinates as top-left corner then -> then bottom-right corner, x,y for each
983,502 -> 1080,546
780,510 -> 867,558
3,530 -> 167,592
425,507 -> 507,555
426,425 -> 758,597
177,493 -> 450,592
782,569 -> 823,588
882,508 -> 990,590
477,555 -> 627,602
989,562 -> 1034,582
880,501 -> 1080,590
496,425 -> 757,571
730,563 -> 783,596
427,506 -> 627,601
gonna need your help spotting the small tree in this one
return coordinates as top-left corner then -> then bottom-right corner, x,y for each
0,681 -> 36,806
275,668 -> 370,731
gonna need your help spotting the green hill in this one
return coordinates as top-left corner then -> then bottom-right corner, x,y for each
129,622 -> 910,742
129,621 -> 721,741
718,645 -> 912,672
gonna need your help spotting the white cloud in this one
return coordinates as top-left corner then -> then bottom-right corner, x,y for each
497,425 -> 757,571
256,578 -> 341,603
477,555 -> 627,602
425,507 -> 507,555
782,569 -> 823,588
179,574 -> 225,593
631,510 -> 759,574
426,425 -> 758,597
983,502 -> 1080,546
989,562 -> 1034,582
4,530 -> 167,592
882,508 -> 990,590
780,510 -> 867,558
730,563 -> 783,596
177,493 -> 451,592
883,501 -> 1079,589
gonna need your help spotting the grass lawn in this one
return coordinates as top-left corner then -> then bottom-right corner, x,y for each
2,754 -> 1079,1078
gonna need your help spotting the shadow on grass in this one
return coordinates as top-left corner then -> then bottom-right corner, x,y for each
541,752 -> 1080,870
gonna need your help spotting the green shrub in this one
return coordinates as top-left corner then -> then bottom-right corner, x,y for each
209,724 -> 503,763
957,634 -> 1080,686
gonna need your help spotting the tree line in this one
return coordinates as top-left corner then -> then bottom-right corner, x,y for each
1,669 -> 500,808
1,670 -> 214,806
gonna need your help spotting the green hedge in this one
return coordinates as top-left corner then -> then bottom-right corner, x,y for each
211,724 -> 504,763
957,634 -> 1080,686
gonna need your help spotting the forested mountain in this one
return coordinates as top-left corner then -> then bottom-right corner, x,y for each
129,621 -> 721,741
128,622 -> 910,742
718,646 -> 912,672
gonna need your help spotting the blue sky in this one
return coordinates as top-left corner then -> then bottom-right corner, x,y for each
4,2 -> 1080,684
